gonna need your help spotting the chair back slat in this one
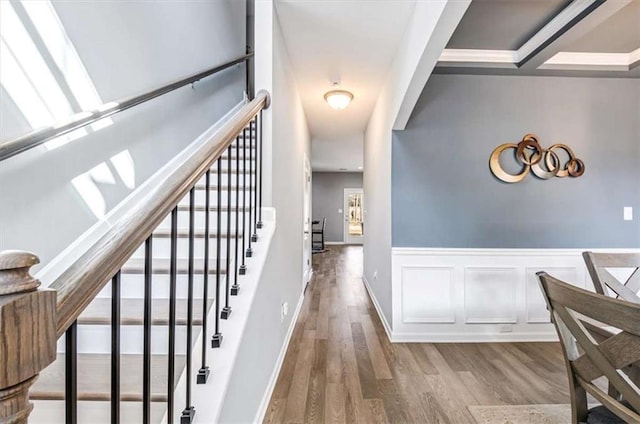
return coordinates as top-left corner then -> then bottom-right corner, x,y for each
537,271 -> 640,423
583,251 -> 640,303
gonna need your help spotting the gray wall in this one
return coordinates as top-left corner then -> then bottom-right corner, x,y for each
312,172 -> 363,243
0,1 -> 245,268
393,74 -> 640,248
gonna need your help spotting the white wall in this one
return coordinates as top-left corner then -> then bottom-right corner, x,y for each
363,0 -> 469,331
0,0 -> 246,269
218,1 -> 312,422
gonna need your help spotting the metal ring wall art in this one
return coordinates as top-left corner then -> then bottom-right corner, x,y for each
489,134 -> 585,183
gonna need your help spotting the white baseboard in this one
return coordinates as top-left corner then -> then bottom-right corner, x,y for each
391,332 -> 558,343
253,291 -> 305,423
362,275 -> 393,342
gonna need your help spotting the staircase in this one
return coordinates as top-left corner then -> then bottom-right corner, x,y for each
0,87 -> 271,424
30,141 -> 252,422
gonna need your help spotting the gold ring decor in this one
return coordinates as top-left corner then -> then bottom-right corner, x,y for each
531,149 -> 559,180
546,144 -> 576,178
489,135 -> 585,183
489,143 -> 529,183
516,137 -> 542,166
567,158 -> 585,177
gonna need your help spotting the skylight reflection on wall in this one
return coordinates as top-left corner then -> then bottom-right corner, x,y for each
0,0 -> 111,150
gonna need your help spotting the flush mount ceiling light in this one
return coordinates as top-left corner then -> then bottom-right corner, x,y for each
324,90 -> 353,110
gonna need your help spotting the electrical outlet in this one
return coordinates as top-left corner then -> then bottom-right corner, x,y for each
281,302 -> 289,323
624,206 -> 633,221
373,270 -> 378,280
499,324 -> 513,333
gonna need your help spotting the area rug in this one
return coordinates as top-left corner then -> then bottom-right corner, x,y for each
468,404 -> 571,424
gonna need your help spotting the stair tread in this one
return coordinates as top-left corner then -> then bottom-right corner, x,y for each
122,257 -> 227,274
80,298 -> 213,326
31,353 -> 185,402
31,399 -> 166,424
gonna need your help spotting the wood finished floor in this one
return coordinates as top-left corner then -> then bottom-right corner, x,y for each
263,246 -> 571,424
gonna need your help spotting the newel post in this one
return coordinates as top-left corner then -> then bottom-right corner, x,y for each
0,251 -> 56,424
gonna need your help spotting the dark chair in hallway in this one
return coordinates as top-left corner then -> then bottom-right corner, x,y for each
312,217 -> 326,251
537,272 -> 640,424
583,252 -> 640,303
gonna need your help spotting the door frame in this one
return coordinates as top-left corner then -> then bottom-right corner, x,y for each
343,188 -> 364,245
302,154 -> 312,287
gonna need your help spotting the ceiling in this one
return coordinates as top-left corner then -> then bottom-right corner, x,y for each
275,0 -> 638,173
275,0 -> 416,172
447,0 -> 570,51
438,0 -> 640,77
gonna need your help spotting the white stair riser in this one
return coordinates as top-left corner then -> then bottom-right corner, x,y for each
131,237 -> 244,259
179,190 -> 255,208
155,210 -> 251,232
96,273 -> 232,299
57,325 -> 204,355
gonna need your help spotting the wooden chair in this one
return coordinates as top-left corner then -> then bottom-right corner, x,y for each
583,252 -> 640,303
537,272 -> 640,424
312,218 -> 326,251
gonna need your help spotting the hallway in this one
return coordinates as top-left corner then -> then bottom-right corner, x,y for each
264,246 -> 572,424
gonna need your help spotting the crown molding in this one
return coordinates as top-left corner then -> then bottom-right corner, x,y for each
438,49 -> 518,67
541,48 -> 640,71
438,47 -> 640,72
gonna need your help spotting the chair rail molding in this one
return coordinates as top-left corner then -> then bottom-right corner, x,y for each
390,247 -> 640,343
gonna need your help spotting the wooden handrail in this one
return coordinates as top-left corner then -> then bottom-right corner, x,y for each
50,90 -> 270,337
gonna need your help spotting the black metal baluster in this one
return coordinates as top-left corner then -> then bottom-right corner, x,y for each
181,189 -> 196,423
65,322 -> 77,424
246,121 -> 254,258
143,237 -> 152,424
111,271 -> 121,424
221,146 -> 232,319
257,110 -> 264,229
168,208 -> 178,422
197,171 -> 211,383
212,160 -> 223,348
252,116 -> 259,242
239,128 -> 248,276
231,136 -> 241,295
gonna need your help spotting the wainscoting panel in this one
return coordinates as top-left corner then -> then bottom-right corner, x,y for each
401,266 -> 454,323
464,267 -> 518,324
526,267 -> 578,323
390,248 -> 639,342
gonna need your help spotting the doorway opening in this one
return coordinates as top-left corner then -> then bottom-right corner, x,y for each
343,188 -> 364,245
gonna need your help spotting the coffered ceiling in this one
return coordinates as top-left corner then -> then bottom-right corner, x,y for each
438,0 -> 640,77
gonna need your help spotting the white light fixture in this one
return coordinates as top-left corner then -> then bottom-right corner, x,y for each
324,90 -> 353,110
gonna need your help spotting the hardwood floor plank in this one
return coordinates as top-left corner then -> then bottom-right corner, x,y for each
359,314 -> 393,380
325,383 -> 346,424
304,339 -> 328,424
377,379 -> 410,424
364,399 -> 389,424
283,330 -> 316,423
350,322 -> 379,399
263,398 -> 286,424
